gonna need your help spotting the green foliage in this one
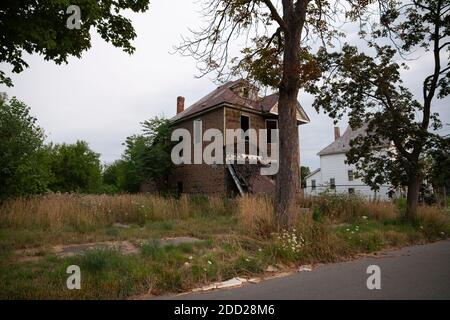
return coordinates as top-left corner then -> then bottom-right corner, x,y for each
232,255 -> 263,274
80,249 -> 126,274
310,44 -> 423,189
140,118 -> 173,186
300,166 -> 310,188
427,136 -> 450,194
120,134 -> 149,192
312,207 -> 323,222
395,198 -> 407,214
0,0 -> 150,87
48,140 -> 102,193
272,229 -> 306,262
308,0 -> 449,217
140,240 -> 184,265
0,96 -> 51,198
102,160 -> 131,193
104,117 -> 173,193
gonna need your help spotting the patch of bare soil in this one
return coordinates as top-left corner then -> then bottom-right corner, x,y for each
15,236 -> 202,262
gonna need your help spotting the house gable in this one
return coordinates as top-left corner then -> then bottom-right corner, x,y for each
170,78 -> 310,125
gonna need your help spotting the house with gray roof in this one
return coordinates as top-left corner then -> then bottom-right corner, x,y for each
304,125 -> 395,200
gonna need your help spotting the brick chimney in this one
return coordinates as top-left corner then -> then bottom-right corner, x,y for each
177,96 -> 185,114
334,126 -> 340,140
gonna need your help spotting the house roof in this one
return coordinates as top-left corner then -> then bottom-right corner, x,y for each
304,168 -> 321,180
170,79 -> 310,123
317,124 -> 369,156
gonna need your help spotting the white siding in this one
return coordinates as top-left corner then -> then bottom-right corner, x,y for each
304,170 -> 322,196
305,153 -> 393,200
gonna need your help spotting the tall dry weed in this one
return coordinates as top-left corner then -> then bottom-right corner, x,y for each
0,193 -> 232,231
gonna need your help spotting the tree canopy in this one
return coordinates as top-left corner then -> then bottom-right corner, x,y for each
0,95 -> 51,198
309,0 -> 449,217
0,0 -> 150,86
103,117 -> 173,193
48,140 -> 103,193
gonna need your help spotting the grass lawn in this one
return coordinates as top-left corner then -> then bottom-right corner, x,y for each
0,193 -> 448,299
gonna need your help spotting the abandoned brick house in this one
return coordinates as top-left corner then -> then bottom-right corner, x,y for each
168,79 -> 310,195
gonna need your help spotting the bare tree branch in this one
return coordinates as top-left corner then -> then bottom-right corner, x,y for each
261,0 -> 288,31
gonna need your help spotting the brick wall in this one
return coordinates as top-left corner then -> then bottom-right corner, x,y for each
169,107 -> 227,194
169,105 -> 278,195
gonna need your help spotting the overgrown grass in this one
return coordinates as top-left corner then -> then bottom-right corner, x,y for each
302,192 -> 398,222
0,193 -> 233,231
0,193 -> 448,299
237,195 -> 274,237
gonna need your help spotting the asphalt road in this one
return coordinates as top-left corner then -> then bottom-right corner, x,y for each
164,240 -> 450,300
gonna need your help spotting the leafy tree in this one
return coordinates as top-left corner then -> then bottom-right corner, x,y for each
427,135 -> 450,206
175,0 -> 368,227
0,95 -> 51,198
300,165 -> 310,188
140,117 -> 173,187
308,0 -> 449,218
103,160 -> 127,192
120,135 -> 148,192
0,0 -> 150,86
119,117 -> 173,192
48,140 -> 102,193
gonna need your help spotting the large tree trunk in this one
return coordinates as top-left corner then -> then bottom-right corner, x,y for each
406,174 -> 420,220
276,78 -> 300,228
275,5 -> 305,229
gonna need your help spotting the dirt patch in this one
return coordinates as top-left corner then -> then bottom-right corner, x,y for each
15,236 -> 202,262
158,236 -> 201,246
53,240 -> 139,257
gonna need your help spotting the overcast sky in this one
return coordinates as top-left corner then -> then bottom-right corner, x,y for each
0,0 -> 448,170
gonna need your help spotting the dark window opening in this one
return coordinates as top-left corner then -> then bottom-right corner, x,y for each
330,178 -> 336,190
178,137 -> 184,160
311,180 -> 316,190
243,87 -> 249,98
240,115 -> 250,141
348,170 -> 354,181
266,120 -> 277,143
348,188 -> 355,194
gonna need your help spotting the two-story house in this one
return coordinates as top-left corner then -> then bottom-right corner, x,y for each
304,125 -> 395,200
168,79 -> 310,195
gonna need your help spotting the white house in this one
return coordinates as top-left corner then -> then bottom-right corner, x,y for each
304,125 -> 394,200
